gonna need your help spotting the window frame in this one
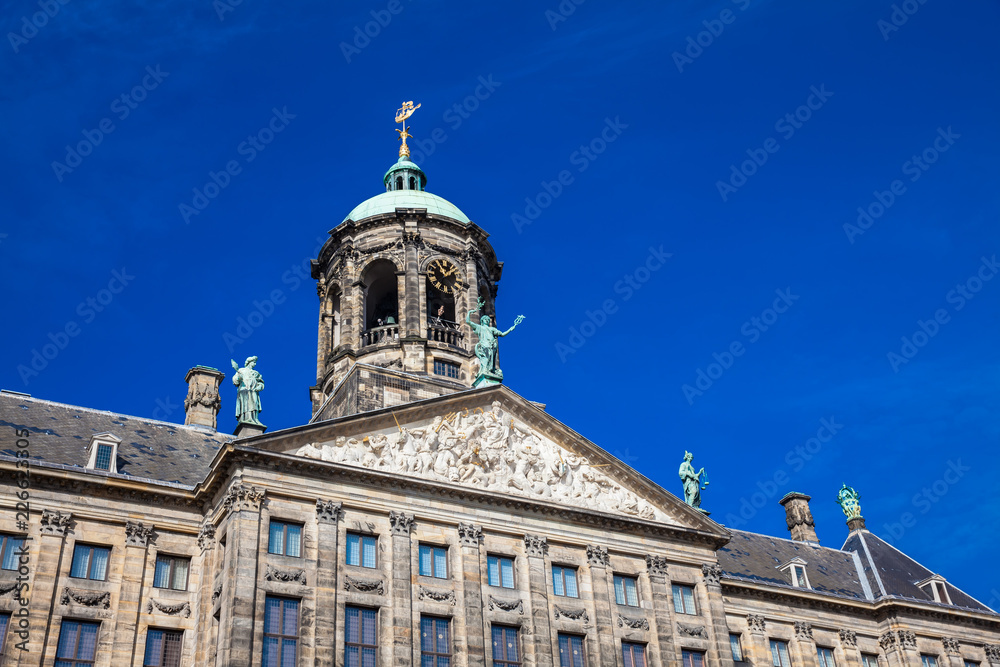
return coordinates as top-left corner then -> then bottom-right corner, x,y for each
487,555 -> 516,589
262,596 -> 300,667
557,632 -> 587,667
55,619 -> 100,666
921,655 -> 940,667
552,564 -> 579,598
0,613 -> 9,655
345,606 -> 379,667
418,544 -> 449,579
682,649 -> 706,667
420,615 -> 451,667
0,533 -> 26,571
614,574 -> 640,607
771,640 -> 792,667
345,532 -> 378,568
492,624 -> 522,667
143,628 -> 183,667
817,646 -> 837,667
730,633 -> 745,662
861,654 -> 880,667
433,360 -> 461,379
622,641 -> 648,667
267,521 -> 303,558
671,583 -> 697,615
70,543 -> 110,581
152,554 -> 190,592
94,443 -> 114,471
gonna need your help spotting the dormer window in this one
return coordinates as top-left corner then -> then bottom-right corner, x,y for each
917,575 -> 951,604
86,433 -> 121,473
777,557 -> 811,589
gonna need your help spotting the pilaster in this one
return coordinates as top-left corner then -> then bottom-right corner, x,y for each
194,521 -> 219,666
942,638 -> 964,667
839,630 -> 861,667
746,614 -> 771,667
646,555 -> 679,667
315,500 -> 344,667
701,563 -> 734,667
793,621 -> 819,667
216,483 -> 265,667
27,510 -> 72,667
524,534 -> 553,667
459,523 -> 487,667
586,545 -> 616,667
111,521 -> 155,665
879,630 -> 920,667
390,511 -> 415,666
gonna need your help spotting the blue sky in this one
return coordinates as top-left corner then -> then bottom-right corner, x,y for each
2,0 -> 998,604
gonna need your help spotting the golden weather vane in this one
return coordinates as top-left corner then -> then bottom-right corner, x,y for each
394,101 -> 420,158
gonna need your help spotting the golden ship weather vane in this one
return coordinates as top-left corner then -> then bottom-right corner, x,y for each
395,100 -> 420,158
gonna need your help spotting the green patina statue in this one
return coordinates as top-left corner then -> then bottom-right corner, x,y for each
679,451 -> 709,509
836,484 -> 862,519
231,356 -> 265,426
466,298 -> 524,384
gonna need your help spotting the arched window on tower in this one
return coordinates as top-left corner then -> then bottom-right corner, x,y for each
360,259 -> 399,345
396,176 -> 403,191
329,290 -> 342,351
409,176 -> 416,190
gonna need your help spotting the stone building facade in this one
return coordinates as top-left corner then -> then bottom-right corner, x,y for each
1,146 -> 997,667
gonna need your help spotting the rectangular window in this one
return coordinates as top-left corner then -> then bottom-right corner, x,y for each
964,662 -> 979,667
0,613 -> 9,654
434,360 -> 460,378
268,521 -> 302,558
731,634 -> 745,662
672,584 -> 696,614
492,625 -> 521,667
345,607 -> 377,667
346,533 -> 377,568
262,597 -> 299,667
419,544 -> 448,579
487,555 -> 515,589
818,647 -> 837,667
558,633 -> 586,667
614,575 -> 639,607
152,555 -> 190,591
70,544 -> 110,581
552,565 -> 579,598
94,444 -> 113,471
771,640 -> 792,667
143,629 -> 182,667
622,642 -> 647,667
921,656 -> 939,667
862,655 -> 880,667
55,620 -> 99,666
1,533 -> 26,570
421,616 -> 451,667
683,650 -> 706,667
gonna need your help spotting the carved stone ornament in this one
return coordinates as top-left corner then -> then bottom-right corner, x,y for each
316,499 -> 344,523
678,622 -> 709,639
523,534 -> 548,558
212,580 -> 222,604
389,511 -> 415,537
343,575 -> 385,595
879,632 -> 896,651
554,606 -> 590,622
125,521 -> 154,547
458,523 -> 483,547
185,381 -> 220,412
941,638 -> 961,655
265,563 -> 307,585
839,629 -> 858,648
418,586 -> 456,606
41,509 -> 73,535
984,645 -> 1000,664
646,555 -> 669,577
702,562 -> 723,586
795,622 -> 814,641
146,599 -> 192,618
488,596 -> 524,615
617,615 -> 650,631
294,403 -> 663,520
747,614 -> 766,635
880,631 -> 917,652
60,587 -> 111,609
587,545 -> 610,568
899,631 -> 917,649
198,523 -> 217,552
0,580 -> 23,597
223,483 -> 265,513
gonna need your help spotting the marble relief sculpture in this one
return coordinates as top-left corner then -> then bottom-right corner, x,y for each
295,401 -> 661,521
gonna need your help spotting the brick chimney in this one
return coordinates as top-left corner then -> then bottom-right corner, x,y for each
184,366 -> 225,430
779,492 -> 819,544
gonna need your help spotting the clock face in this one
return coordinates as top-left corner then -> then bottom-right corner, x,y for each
428,259 -> 461,294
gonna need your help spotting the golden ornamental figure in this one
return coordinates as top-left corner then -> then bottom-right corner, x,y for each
395,100 -> 420,158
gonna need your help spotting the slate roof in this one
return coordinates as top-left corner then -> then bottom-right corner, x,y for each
0,392 -> 230,487
842,529 -> 992,612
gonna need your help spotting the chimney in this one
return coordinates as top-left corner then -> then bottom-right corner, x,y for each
184,366 -> 225,430
779,492 -> 819,544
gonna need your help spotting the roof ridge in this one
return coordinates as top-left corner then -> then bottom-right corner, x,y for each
727,528 -> 853,555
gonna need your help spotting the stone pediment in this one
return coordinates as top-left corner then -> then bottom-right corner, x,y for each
292,391 -> 712,530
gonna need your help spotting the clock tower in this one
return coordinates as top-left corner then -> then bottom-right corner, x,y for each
308,109 -> 505,417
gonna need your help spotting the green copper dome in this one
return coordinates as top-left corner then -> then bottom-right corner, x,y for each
343,190 -> 470,224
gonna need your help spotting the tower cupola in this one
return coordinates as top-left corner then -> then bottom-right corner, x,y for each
383,156 -> 427,192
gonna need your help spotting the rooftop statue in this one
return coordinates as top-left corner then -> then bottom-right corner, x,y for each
395,100 -> 421,158
836,484 -> 862,519
231,356 -> 265,426
679,451 -> 709,509
466,297 -> 524,385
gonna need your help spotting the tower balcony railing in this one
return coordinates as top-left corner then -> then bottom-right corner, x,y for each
427,319 -> 464,348
361,324 -> 399,347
